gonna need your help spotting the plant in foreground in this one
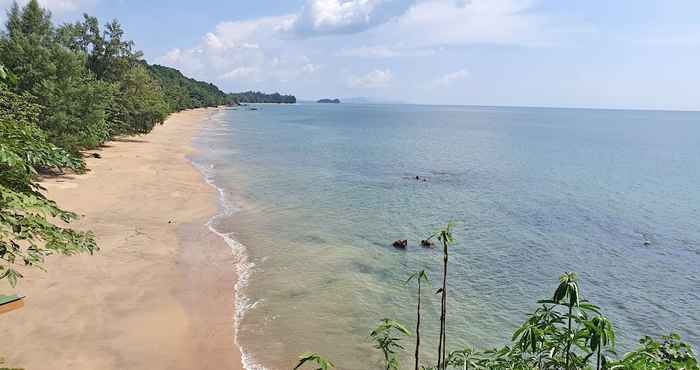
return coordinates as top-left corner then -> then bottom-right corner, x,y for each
293,352 -> 335,370
426,222 -> 457,370
407,270 -> 430,370
371,319 -> 412,370
611,333 -> 698,370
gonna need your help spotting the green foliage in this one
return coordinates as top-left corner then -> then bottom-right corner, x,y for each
0,0 -> 112,153
229,90 -> 296,104
57,15 -> 142,82
611,334 -> 698,370
371,319 -> 412,370
147,64 -> 231,111
107,65 -> 168,136
0,86 -> 97,287
1,1 -> 227,154
294,352 -> 335,370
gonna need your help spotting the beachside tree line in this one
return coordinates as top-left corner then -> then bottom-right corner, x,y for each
0,0 -> 236,288
294,224 -> 698,370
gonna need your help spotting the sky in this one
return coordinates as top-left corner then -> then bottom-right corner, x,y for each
2,0 -> 700,110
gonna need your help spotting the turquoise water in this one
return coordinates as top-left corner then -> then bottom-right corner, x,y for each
192,104 -> 700,370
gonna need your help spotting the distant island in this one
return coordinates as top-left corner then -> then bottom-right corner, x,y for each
317,98 -> 341,104
229,91 -> 296,104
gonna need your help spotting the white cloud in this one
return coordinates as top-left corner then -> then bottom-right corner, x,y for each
429,69 -> 470,88
373,0 -> 556,47
338,45 -> 401,58
221,67 -> 261,81
337,45 -> 436,58
302,63 -> 321,73
155,0 -> 574,94
156,16 -> 313,87
287,0 -> 416,36
348,69 -> 393,88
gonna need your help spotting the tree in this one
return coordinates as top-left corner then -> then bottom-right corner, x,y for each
0,84 -> 97,287
406,270 -> 430,370
0,0 -> 113,153
147,64 -> 231,111
107,64 -> 168,136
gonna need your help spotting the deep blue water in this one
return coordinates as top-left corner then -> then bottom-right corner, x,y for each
193,103 -> 700,370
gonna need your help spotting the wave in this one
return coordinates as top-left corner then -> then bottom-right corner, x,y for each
190,113 -> 269,370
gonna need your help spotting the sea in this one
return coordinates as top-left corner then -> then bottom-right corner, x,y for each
190,103 -> 700,370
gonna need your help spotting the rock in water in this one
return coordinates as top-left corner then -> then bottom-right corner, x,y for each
393,240 -> 408,249
420,240 -> 434,247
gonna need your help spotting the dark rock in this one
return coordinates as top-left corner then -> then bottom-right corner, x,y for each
420,240 -> 434,248
393,240 -> 408,249
91,153 -> 102,159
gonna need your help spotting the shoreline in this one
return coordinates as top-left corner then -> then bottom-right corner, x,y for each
1,108 -> 243,370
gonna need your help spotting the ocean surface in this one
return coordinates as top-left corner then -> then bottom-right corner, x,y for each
191,103 -> 700,370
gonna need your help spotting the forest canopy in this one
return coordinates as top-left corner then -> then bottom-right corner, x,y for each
229,91 -> 296,104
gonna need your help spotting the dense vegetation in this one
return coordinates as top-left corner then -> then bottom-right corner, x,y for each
229,90 -> 296,104
147,64 -> 231,111
0,0 -> 232,287
295,224 -> 698,370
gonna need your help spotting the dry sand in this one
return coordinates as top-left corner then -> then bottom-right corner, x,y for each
1,109 -> 243,370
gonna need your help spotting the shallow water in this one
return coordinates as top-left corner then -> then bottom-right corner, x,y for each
192,104 -> 700,370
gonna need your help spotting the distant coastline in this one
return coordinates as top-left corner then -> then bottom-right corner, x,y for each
317,98 -> 341,104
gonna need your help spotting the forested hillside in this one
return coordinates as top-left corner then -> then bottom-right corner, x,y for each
229,90 -> 296,104
147,64 -> 230,111
0,0 -> 232,287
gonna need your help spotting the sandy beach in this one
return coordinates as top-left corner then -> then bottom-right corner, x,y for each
1,109 -> 243,370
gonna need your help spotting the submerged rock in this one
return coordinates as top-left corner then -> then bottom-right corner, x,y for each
420,240 -> 434,248
393,240 -> 408,249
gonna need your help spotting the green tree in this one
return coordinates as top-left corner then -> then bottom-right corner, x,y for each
107,64 -> 168,136
0,84 -> 97,287
0,0 -> 113,153
58,15 -> 141,82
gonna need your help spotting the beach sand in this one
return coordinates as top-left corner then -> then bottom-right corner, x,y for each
1,109 -> 243,370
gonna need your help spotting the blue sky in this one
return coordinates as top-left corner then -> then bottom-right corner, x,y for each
3,0 -> 700,110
